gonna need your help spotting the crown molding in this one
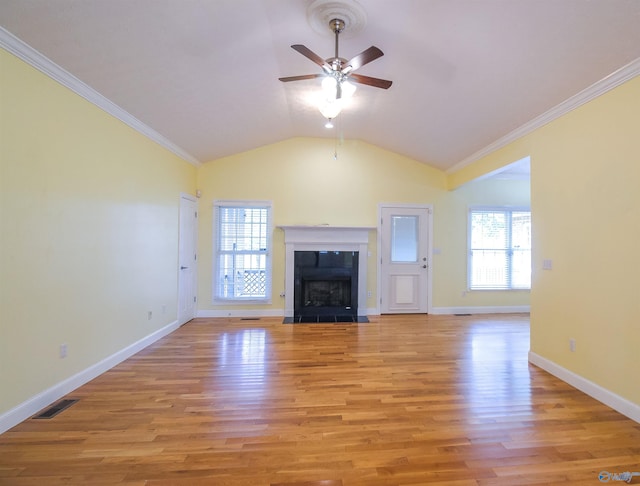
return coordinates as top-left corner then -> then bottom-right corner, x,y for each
447,56 -> 640,175
1,27 -> 201,167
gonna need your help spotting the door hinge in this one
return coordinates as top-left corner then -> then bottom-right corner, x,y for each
193,296 -> 197,303
195,211 -> 198,218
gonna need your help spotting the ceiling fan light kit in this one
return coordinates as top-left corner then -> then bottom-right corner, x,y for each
322,76 -> 356,100
318,76 -> 356,119
318,98 -> 342,119
279,0 -> 392,123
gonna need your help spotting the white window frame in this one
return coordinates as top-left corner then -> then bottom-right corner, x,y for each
467,206 -> 531,291
213,200 -> 272,303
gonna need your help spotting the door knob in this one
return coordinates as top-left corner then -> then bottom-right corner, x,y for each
422,265 -> 427,269
180,266 -> 189,270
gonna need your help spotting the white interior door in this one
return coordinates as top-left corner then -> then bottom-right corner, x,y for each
178,194 -> 197,325
379,205 -> 431,314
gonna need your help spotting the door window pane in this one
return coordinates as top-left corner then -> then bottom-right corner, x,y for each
391,216 -> 418,262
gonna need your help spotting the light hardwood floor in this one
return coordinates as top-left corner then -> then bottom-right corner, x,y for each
1,314 -> 639,485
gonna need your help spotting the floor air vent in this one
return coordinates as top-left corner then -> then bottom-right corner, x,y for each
33,399 -> 79,419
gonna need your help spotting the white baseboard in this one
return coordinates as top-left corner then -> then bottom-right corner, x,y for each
196,307 -> 529,319
197,308 -> 381,319
197,309 -> 285,318
0,319 -> 180,434
430,305 -> 530,315
529,352 -> 640,424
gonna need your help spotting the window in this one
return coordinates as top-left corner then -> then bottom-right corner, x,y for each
468,207 -> 531,290
214,201 -> 272,302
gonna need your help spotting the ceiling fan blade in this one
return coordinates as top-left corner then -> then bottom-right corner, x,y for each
343,46 -> 384,73
291,44 -> 332,72
349,73 -> 393,89
279,74 -> 324,82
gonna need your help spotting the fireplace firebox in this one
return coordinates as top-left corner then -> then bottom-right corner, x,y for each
293,251 -> 359,322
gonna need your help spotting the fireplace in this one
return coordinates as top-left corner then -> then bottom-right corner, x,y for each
294,251 -> 358,322
280,225 -> 374,323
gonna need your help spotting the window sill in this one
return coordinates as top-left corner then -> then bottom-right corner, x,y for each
468,288 -> 531,292
212,299 -> 272,305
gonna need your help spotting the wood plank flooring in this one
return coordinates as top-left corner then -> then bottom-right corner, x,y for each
1,314 -> 639,485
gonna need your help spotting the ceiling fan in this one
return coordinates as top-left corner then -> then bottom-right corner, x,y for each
278,18 -> 392,100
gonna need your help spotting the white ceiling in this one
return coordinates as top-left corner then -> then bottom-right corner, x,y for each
1,0 -> 639,172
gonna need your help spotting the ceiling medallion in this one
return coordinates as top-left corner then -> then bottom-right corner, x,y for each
306,0 -> 367,38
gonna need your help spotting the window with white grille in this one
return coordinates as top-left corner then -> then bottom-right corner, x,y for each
468,207 -> 531,290
214,201 -> 272,302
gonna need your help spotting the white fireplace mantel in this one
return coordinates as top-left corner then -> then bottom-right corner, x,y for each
280,225 -> 374,245
279,225 -> 375,318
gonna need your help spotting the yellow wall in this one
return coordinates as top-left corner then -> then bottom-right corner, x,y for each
196,137 -> 530,314
531,76 -> 640,406
451,75 -> 640,407
0,50 -> 197,415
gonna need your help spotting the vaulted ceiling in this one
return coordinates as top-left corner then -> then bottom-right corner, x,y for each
1,0 -> 639,172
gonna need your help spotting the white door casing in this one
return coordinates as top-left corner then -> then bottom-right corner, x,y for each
379,205 -> 432,314
178,194 -> 198,325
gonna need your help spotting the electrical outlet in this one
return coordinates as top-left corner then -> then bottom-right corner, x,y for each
59,344 -> 68,358
543,259 -> 553,270
161,304 -> 166,314
367,290 -> 372,298
569,338 -> 576,352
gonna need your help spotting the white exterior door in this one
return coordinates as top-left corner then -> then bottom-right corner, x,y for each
178,194 -> 197,325
379,205 -> 431,314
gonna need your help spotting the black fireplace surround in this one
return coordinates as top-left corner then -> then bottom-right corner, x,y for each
287,250 -> 367,323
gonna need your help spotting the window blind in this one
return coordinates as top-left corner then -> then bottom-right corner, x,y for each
469,208 -> 531,290
214,203 -> 272,301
